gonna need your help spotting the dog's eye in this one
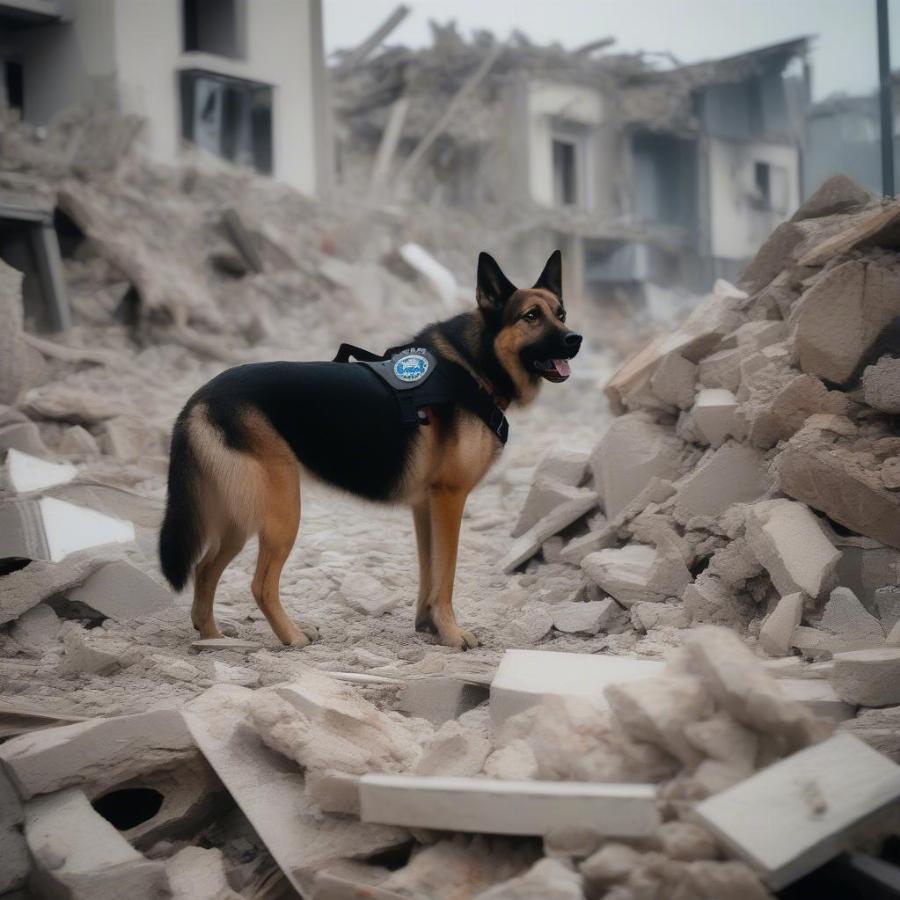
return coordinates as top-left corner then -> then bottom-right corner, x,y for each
523,309 -> 539,323
557,309 -> 566,323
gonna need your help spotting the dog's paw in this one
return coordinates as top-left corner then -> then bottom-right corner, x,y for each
298,622 -> 320,642
438,626 -> 480,651
281,625 -> 311,648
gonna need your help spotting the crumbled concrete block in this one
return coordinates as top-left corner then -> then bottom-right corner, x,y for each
186,685 -> 408,895
739,220 -> 806,293
359,774 -> 660,838
792,258 -> 900,384
683,627 -> 829,749
744,499 -> 840,599
397,677 -> 489,724
582,542 -> 691,607
58,425 -> 100,457
682,573 -> 746,628
777,429 -> 900,550
792,626 -> 880,660
630,601 -> 689,632
698,346 -> 745,392
0,421 -> 50,456
10,602 -> 61,651
414,721 -> 490,777
658,821 -> 720,862
693,733 -> 900,889
551,599 -> 625,635
535,447 -> 590,487
777,678 -> 856,722
501,487 -> 598,572
5,448 -> 77,494
580,842 -> 642,890
100,415 -> 163,464
483,740 -> 538,781
731,320 -> 788,352
24,788 -> 168,900
691,388 -> 740,447
476,858 -> 583,899
649,352 -> 697,410
0,766 -> 29,894
66,560 -> 173,622
791,174 -> 873,222
674,443 -> 768,520
306,771 -> 361,815
759,593 -> 804,656
818,587 -> 885,643
831,649 -> 900,707
862,355 -> 900,414
489,649 -> 663,727
166,846 -> 241,900
339,571 -> 400,617
842,705 -> 900,762
513,476 -> 591,538
0,708 -> 194,799
60,627 -> 139,675
591,414 -> 685,518
799,201 -> 900,267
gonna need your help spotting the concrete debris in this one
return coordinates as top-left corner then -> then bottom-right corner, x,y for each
692,388 -> 740,447
0,766 -> 29,894
831,649 -> 900,707
475,858 -> 583,899
551,598 -> 627,635
166,846 -> 241,900
60,626 -> 140,674
759,592 -> 804,657
693,733 -> 900,889
790,173 -> 875,222
512,476 -> 592,538
489,649 -> 663,727
778,678 -> 856,722
649,351 -> 697,410
817,587 -> 885,643
534,447 -> 590,487
414,720 -> 490,776
66,560 -> 173,622
0,708 -> 194,799
24,787 -> 169,900
358,773 -> 660,837
5,448 -> 77,493
744,499 -> 841,599
582,542 -> 691,607
191,637 -> 263,651
338,570 -> 401,616
862,355 -> 900,414
397,676 -> 489,724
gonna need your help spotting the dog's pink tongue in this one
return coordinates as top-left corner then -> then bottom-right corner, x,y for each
553,359 -> 571,377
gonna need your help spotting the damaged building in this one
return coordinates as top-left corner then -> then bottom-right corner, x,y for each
335,29 -> 808,302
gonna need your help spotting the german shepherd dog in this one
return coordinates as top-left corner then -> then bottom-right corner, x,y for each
158,250 -> 581,649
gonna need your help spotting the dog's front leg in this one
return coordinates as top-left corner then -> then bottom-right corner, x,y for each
426,487 -> 479,649
412,498 -> 435,633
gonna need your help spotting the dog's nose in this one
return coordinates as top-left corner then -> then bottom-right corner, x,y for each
564,332 -> 583,349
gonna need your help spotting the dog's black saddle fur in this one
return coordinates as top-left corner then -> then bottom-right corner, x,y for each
333,343 -> 509,445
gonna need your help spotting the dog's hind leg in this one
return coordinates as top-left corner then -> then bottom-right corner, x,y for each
192,525 -> 246,638
427,487 -> 479,650
251,454 -> 314,647
412,498 -> 436,634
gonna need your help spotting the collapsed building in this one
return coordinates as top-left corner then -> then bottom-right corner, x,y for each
335,26 -> 809,304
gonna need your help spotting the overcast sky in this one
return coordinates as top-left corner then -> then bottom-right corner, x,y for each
324,0 -> 896,101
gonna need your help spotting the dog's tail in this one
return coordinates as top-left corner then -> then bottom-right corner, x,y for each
159,413 -> 204,592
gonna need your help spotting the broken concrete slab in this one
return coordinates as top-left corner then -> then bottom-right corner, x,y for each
630,601 -> 690,631
739,221 -> 807,293
791,258 -> 900,385
759,593 -> 804,657
0,497 -> 134,564
777,428 -> 900,550
338,570 -> 401,617
692,388 -> 740,447
649,351 -> 697,410
551,599 -> 625,635
831,648 -> 900,707
66,560 -> 173,622
512,477 -> 591,538
817,587 -> 885,643
5,448 -> 76,494
673,443 -> 768,520
535,447 -> 590,487
744,499 -> 840,599
358,774 -> 660,838
60,626 -> 139,675
581,542 -> 691,607
0,702 -> 88,740
591,414 -> 685,518
185,684 -> 409,895
10,602 -> 61,651
24,787 -> 169,900
501,487 -> 598,573
489,649 -> 663,727
798,201 -> 900,267
792,626 -> 882,660
166,846 -> 241,900
862,355 -> 900,414
791,174 -> 874,222
693,733 -> 900,890
698,346 -> 745,393
0,708 -> 194,799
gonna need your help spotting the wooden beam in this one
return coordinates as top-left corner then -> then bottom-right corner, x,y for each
343,5 -> 410,69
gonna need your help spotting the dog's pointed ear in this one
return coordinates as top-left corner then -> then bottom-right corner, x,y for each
533,249 -> 563,301
476,252 -> 516,316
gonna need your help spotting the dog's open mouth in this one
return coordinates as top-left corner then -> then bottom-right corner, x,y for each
532,358 -> 571,382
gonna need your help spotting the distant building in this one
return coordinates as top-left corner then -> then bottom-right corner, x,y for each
0,0 -> 332,196
336,30 -> 809,300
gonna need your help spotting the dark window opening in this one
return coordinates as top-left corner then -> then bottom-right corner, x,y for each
180,69 -> 272,175
552,139 -> 578,206
3,60 -> 23,111
755,161 -> 771,210
92,788 -> 164,831
183,0 -> 241,58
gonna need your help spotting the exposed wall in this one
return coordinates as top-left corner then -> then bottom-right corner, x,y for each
707,137 -> 799,261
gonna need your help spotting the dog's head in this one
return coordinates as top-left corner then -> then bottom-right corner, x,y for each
476,250 -> 582,397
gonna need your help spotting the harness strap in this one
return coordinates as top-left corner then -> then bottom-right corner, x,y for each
332,343 -> 386,364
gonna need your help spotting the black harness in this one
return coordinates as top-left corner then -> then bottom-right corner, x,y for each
333,343 -> 509,445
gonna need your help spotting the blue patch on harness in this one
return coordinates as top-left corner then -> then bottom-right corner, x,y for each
393,353 -> 429,383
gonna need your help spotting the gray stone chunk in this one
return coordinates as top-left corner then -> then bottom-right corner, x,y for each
817,587 -> 885,643
759,593 -> 804,657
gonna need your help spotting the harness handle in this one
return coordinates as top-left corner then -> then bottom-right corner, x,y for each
332,343 -> 386,364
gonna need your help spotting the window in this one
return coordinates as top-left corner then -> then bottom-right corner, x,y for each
180,70 -> 273,175
3,60 -> 23,112
552,138 -> 578,206
754,161 -> 771,209
183,0 -> 243,58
